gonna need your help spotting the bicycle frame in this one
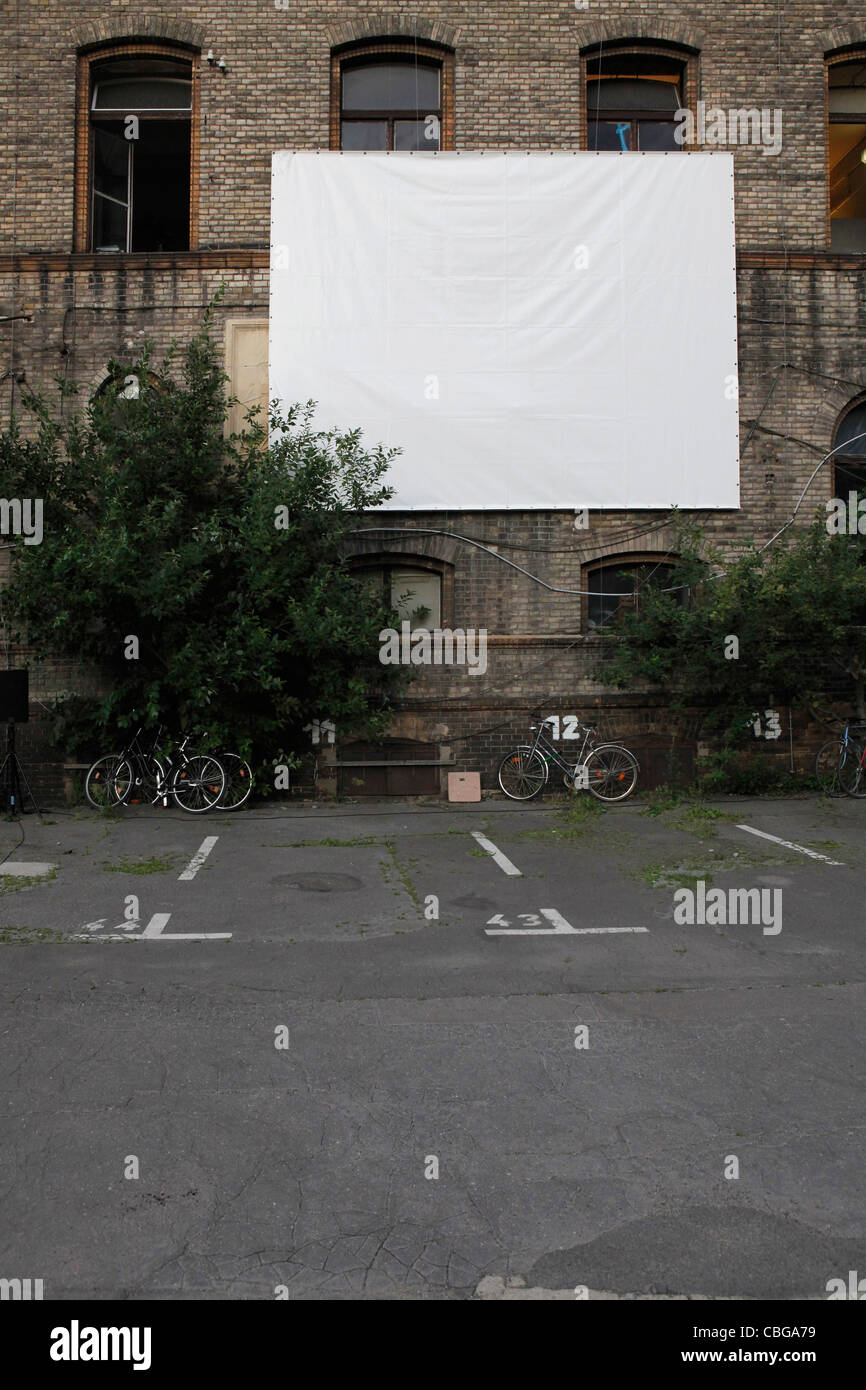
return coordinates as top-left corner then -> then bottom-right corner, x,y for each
838,721 -> 866,781
528,721 -> 595,778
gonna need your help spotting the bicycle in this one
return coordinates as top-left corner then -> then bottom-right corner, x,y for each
815,721 -> 866,798
214,752 -> 253,810
498,717 -> 639,802
178,731 -> 254,811
85,727 -> 225,814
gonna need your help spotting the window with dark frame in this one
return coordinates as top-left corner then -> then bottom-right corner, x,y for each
89,55 -> 192,252
585,51 -> 686,152
355,565 -> 443,631
586,560 -> 680,629
340,57 -> 442,151
828,55 -> 866,252
833,401 -> 866,495
331,41 -> 454,152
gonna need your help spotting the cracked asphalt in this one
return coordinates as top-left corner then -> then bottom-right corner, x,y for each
1,793 -> 864,1300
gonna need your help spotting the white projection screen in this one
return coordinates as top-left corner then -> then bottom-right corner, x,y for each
269,151 -> 740,510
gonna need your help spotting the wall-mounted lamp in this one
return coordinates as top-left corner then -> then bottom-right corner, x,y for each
861,148 -> 866,165
205,50 -> 215,64
217,57 -> 227,71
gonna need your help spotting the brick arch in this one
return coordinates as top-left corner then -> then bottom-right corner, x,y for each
579,530 -> 681,566
829,391 -> 866,446
343,531 -> 458,567
821,24 -> 866,55
328,15 -> 459,51
74,16 -> 205,52
575,19 -> 703,54
812,385 -> 866,446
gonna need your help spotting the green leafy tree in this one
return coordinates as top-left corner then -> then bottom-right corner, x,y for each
0,307 -> 408,774
598,514 -> 866,744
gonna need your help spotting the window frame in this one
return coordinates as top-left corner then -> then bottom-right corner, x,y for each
330,40 -> 455,151
75,41 -> 200,253
582,553 -> 680,632
832,396 -> 866,495
580,42 -> 699,152
349,553 -> 453,629
825,48 -> 866,251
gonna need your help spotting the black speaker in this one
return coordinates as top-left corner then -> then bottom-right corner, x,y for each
0,670 -> 29,723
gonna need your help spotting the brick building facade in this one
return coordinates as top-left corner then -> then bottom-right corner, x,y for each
1,2 -> 865,798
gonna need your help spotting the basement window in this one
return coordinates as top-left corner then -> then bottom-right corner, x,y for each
89,56 -> 192,252
353,563 -> 443,631
390,570 -> 442,629
586,559 -> 681,629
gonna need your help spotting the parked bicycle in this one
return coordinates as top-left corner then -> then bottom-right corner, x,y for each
498,717 -> 639,802
815,720 -> 866,798
182,735 -> 253,812
85,726 -> 226,814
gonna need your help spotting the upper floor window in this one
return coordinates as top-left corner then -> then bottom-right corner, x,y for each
586,51 -> 686,152
76,45 -> 198,253
331,42 -> 454,151
828,56 -> 866,251
833,400 -> 866,494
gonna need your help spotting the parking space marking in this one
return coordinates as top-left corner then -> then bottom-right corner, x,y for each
485,907 -> 649,936
1,862 -> 57,876
140,912 -> 232,941
471,831 -> 522,877
71,913 -> 232,942
735,824 -> 844,865
179,836 -> 219,881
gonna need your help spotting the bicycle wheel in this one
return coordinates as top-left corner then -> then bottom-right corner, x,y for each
85,755 -> 132,809
839,741 -> 866,798
217,753 -> 253,811
498,746 -> 548,800
814,739 -> 847,796
170,755 -> 225,813
127,756 -> 165,805
584,744 -> 638,801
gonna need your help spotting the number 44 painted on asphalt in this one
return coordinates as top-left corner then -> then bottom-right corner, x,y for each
485,910 -> 647,936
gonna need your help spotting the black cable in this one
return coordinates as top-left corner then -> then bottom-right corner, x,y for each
0,816 -> 25,869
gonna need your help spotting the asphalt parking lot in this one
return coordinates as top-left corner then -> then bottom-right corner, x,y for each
1,792 -> 864,1300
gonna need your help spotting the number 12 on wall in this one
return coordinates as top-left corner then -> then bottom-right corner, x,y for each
543,715 -> 581,740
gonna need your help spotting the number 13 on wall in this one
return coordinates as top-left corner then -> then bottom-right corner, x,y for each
749,710 -> 782,740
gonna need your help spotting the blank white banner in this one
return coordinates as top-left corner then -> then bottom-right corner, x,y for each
269,151 -> 740,510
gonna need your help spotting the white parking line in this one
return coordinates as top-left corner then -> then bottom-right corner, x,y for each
485,907 -> 649,936
735,824 -> 844,866
70,912 -> 232,942
471,830 -> 522,876
140,912 -> 232,941
1,862 -> 57,876
179,836 -> 219,881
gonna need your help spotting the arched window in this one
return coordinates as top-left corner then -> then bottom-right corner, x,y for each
331,41 -> 455,151
75,43 -> 199,252
827,54 -> 866,251
351,555 -> 448,631
584,46 -> 695,152
585,556 -> 682,630
93,367 -> 164,400
833,400 -> 866,495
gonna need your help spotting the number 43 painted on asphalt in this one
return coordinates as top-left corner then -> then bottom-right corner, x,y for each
485,910 -> 647,936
